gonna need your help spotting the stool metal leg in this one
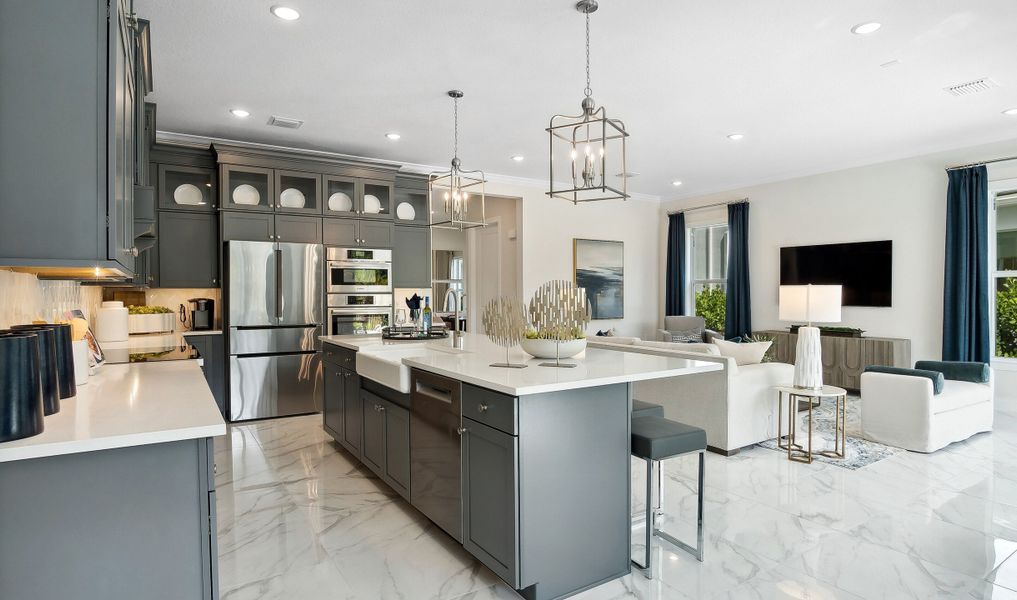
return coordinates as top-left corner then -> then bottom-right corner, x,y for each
631,458 -> 655,579
632,451 -> 705,579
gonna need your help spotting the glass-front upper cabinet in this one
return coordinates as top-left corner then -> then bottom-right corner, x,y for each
159,165 -> 216,212
361,179 -> 393,220
393,187 -> 428,225
275,169 -> 322,215
221,165 -> 274,211
323,175 -> 359,218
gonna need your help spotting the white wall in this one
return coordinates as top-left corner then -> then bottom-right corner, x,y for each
661,138 -> 1017,363
484,178 -> 662,339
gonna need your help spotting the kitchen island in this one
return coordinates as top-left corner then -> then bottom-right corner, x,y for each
320,333 -> 720,600
0,360 -> 226,599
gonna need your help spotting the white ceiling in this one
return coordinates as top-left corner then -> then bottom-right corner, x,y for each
138,0 -> 1017,199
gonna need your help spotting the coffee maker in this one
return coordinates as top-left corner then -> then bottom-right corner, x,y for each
188,298 -> 215,331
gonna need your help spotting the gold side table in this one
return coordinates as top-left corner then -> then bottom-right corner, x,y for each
774,384 -> 848,464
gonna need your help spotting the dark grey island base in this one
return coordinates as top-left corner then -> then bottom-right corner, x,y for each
0,438 -> 219,600
323,344 -> 633,600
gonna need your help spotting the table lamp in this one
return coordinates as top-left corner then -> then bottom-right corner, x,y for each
779,284 -> 842,389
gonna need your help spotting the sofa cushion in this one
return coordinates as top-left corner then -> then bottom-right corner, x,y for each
593,336 -> 640,346
914,360 -> 991,384
667,327 -> 704,343
634,340 -> 721,355
863,365 -> 944,394
713,338 -> 771,365
933,380 -> 994,415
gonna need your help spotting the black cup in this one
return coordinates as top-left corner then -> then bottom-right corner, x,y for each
0,331 -> 45,443
11,323 -> 76,400
2,327 -> 59,415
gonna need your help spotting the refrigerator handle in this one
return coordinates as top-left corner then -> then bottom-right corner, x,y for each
275,248 -> 283,320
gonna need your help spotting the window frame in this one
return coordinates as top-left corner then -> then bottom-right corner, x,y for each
990,177 -> 1017,365
686,222 -> 729,317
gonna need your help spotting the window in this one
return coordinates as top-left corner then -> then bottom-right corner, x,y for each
690,224 -> 728,332
994,189 -> 1017,359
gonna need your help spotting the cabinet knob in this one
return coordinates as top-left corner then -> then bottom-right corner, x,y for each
130,246 -> 139,257
212,278 -> 217,285
478,404 -> 489,413
456,426 -> 468,436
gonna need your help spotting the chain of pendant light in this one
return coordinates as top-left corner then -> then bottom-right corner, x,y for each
584,7 -> 592,99
452,94 -> 460,169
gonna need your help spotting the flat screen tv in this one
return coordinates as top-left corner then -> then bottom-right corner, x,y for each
780,240 -> 892,307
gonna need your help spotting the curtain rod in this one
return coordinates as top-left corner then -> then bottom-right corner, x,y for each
946,155 -> 1017,171
666,198 -> 747,216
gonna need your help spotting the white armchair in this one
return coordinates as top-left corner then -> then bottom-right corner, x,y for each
658,316 -> 722,343
861,361 -> 994,453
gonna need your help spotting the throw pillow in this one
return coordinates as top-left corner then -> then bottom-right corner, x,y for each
713,338 -> 771,365
668,327 -> 704,343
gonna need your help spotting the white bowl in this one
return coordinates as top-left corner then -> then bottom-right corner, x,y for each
279,187 -> 306,209
395,202 -> 416,220
173,183 -> 204,205
328,191 -> 353,212
363,194 -> 383,214
520,337 -> 586,359
232,184 -> 261,205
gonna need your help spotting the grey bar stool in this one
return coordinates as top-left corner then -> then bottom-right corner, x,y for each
630,416 -> 706,578
632,399 -> 664,419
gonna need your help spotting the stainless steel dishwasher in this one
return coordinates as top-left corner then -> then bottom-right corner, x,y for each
410,369 -> 463,542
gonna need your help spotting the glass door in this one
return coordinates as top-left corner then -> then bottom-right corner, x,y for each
993,184 -> 1017,360
361,179 -> 394,220
222,165 -> 274,211
275,169 -> 322,215
324,175 -> 359,217
159,165 -> 215,211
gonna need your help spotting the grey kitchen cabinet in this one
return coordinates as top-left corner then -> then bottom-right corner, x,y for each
462,417 -> 520,587
360,390 -> 411,498
221,164 -> 274,211
394,175 -> 430,226
341,368 -> 362,457
323,218 -> 358,246
158,212 -> 219,288
323,175 -> 360,218
159,165 -> 216,212
323,218 -> 393,248
0,0 -> 141,275
0,437 -> 219,600
275,169 -> 323,215
361,179 -> 395,220
221,211 -> 275,242
183,333 -> 226,418
275,214 -> 323,244
360,220 -> 395,247
362,391 -> 387,475
383,397 -> 411,497
323,363 -> 345,440
393,225 -> 431,288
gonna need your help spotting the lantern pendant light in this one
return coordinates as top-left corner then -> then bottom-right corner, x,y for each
547,0 -> 629,204
429,90 -> 487,230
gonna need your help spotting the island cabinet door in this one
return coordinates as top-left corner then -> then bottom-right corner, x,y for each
462,417 -> 520,588
382,399 -> 410,498
322,363 -> 344,440
362,391 -> 387,476
340,369 -> 362,457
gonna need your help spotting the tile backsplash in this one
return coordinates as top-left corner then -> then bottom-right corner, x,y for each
0,271 -> 98,329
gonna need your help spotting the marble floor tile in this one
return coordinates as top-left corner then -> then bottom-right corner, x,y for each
213,400 -> 1017,600
848,507 -> 1017,578
987,551 -> 1017,594
220,561 -> 357,600
781,530 -> 982,599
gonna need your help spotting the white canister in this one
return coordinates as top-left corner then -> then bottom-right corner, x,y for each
72,339 -> 90,385
96,301 -> 129,342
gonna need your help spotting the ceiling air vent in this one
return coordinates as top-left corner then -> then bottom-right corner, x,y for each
944,78 -> 998,97
268,115 -> 304,129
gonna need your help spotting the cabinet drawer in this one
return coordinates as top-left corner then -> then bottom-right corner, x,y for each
324,344 -> 356,369
462,384 -> 517,436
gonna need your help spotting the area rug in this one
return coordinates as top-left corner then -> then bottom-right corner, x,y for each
756,394 -> 902,470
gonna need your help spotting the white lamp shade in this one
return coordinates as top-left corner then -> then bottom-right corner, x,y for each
779,284 -> 842,323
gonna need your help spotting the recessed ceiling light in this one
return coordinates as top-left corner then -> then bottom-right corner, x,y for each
851,22 -> 881,35
385,132 -> 401,140
271,5 -> 300,20
511,155 -> 524,162
671,180 -> 683,187
1003,108 -> 1017,116
727,133 -> 745,141
229,108 -> 250,118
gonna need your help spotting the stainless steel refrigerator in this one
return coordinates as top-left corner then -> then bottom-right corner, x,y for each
226,240 -> 323,421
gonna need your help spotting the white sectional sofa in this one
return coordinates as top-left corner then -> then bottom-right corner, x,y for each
589,337 -> 793,454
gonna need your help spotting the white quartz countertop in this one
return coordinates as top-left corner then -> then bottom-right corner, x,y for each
0,361 -> 227,463
320,333 -> 722,396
